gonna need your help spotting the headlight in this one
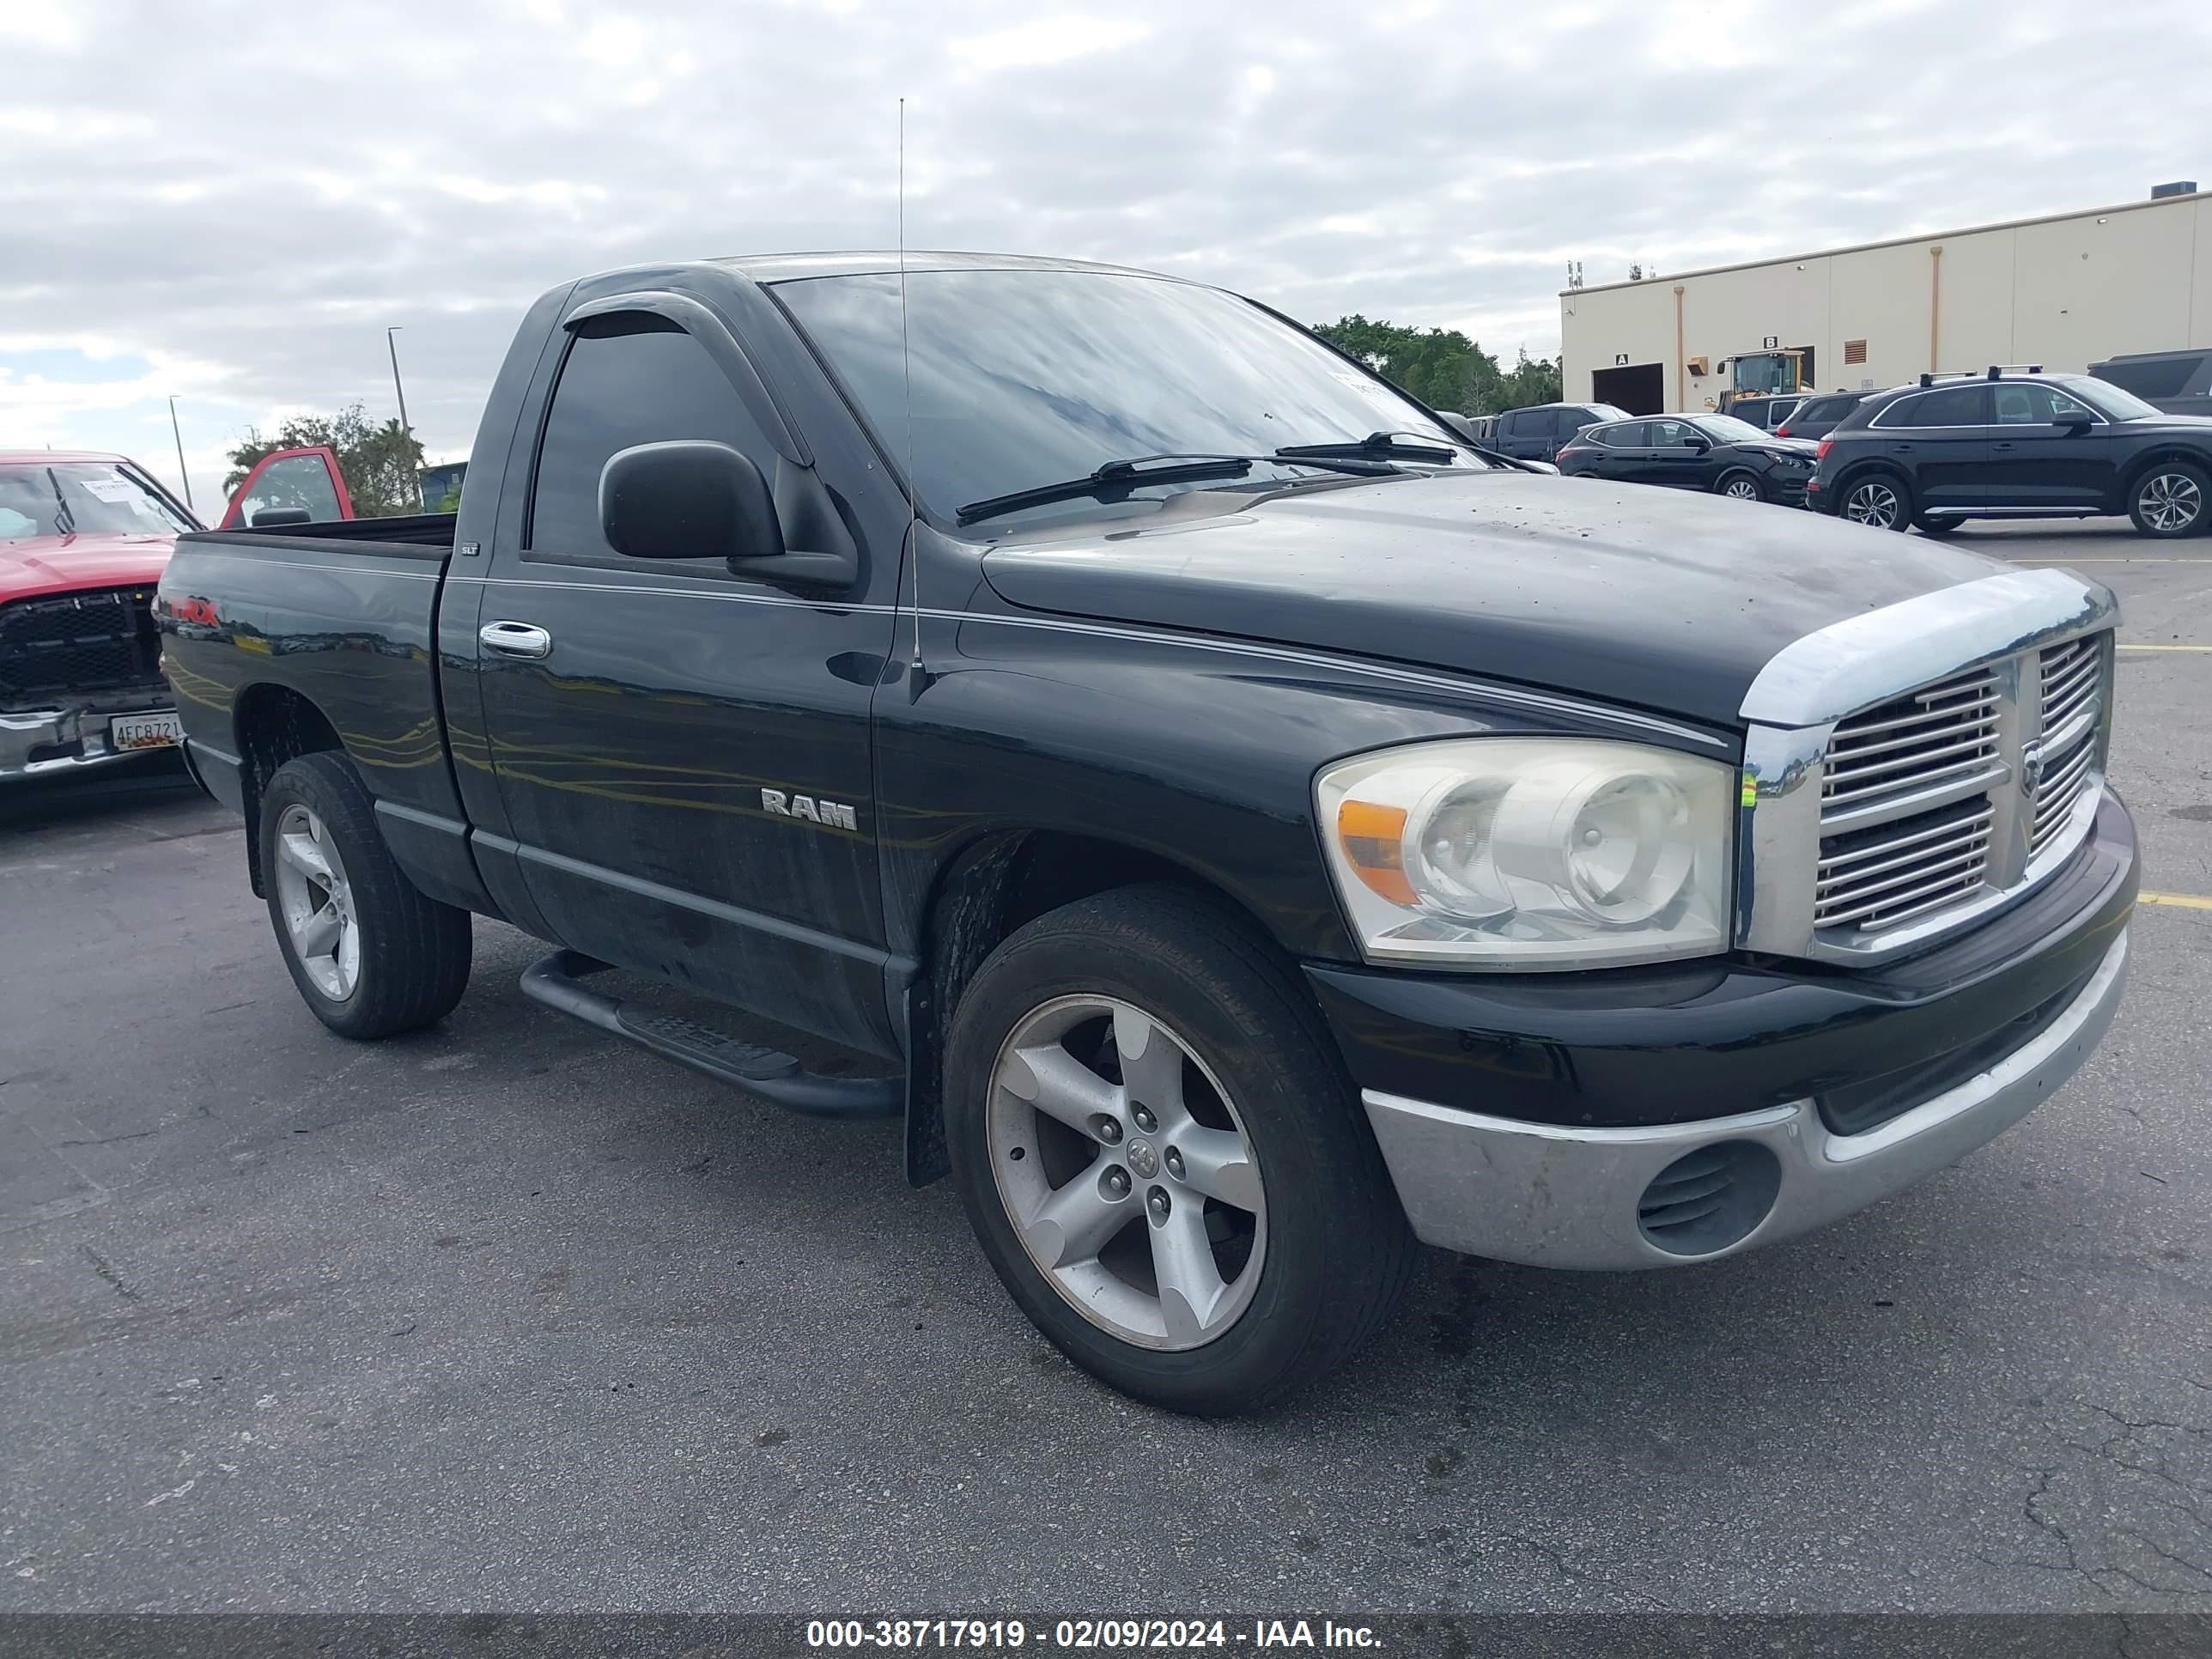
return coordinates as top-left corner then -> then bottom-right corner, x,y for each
1316,738 -> 1734,969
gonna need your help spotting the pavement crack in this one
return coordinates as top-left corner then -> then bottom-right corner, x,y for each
78,1243 -> 142,1303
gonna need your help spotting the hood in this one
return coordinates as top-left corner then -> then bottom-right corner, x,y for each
980,471 -> 2004,729
0,533 -> 175,602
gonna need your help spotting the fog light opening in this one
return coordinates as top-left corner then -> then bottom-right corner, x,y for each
1637,1140 -> 1781,1257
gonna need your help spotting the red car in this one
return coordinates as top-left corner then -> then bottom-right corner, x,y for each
1,445 -> 351,781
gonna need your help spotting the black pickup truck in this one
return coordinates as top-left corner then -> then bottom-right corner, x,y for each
159,252 -> 2136,1414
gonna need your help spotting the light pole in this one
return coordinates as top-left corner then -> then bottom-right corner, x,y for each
386,325 -> 422,508
167,395 -> 195,513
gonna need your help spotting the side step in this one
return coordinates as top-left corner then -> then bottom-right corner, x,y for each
518,950 -> 901,1120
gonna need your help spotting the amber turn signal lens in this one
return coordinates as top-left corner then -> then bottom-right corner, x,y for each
1336,799 -> 1415,905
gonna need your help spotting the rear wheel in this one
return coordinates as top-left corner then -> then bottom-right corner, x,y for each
1915,515 -> 1965,537
1842,471 -> 1911,531
1717,470 -> 1764,502
944,885 -> 1414,1416
2129,462 -> 2208,538
259,752 -> 472,1039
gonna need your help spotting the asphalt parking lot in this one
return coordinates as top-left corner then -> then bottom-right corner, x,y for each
3,521 -> 2209,1614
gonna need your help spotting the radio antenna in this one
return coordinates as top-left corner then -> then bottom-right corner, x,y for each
897,96 -> 923,677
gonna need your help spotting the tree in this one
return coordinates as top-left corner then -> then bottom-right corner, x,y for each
225,405 -> 425,517
1310,317 -> 1562,416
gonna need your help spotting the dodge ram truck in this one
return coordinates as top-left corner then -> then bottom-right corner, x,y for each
159,252 -> 2136,1414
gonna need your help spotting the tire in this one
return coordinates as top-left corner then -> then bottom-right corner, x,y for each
1716,470 -> 1764,502
1840,470 -> 1912,532
943,884 -> 1415,1416
1914,515 -> 1965,537
258,751 -> 472,1040
2127,461 -> 2209,539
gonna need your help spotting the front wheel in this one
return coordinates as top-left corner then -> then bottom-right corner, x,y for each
1842,472 -> 1912,531
1717,470 -> 1764,502
2130,462 -> 2209,538
258,751 -> 472,1039
944,885 -> 1415,1416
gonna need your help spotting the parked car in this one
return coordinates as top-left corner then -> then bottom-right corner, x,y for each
0,444 -> 372,783
1775,390 -> 1876,441
0,451 -> 200,780
1555,413 -> 1818,504
1723,394 -> 1803,433
1489,400 -> 1631,463
162,252 -> 2134,1415
1809,367 -> 2212,538
2087,349 -> 2212,419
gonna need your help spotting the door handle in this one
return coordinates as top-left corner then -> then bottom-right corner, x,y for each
1993,441 -> 2019,451
479,621 -> 553,659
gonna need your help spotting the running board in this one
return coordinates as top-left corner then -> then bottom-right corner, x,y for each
519,950 -> 901,1119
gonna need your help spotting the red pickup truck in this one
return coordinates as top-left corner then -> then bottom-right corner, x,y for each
1,445 -> 354,781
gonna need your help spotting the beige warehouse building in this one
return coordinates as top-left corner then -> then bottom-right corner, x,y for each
1559,185 -> 2212,416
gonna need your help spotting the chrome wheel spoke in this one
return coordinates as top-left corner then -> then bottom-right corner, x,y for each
295,907 -> 343,961
1112,1005 -> 1185,1121
1150,1199 -> 1232,1345
1000,1042 -> 1120,1134
1024,1173 -> 1133,1268
1171,1125 -> 1261,1212
278,830 -> 331,882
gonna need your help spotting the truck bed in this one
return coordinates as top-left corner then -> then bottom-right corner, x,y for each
158,517 -> 473,905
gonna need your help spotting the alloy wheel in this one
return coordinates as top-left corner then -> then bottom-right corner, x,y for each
2139,471 -> 2203,533
273,804 -> 359,1000
1845,480 -> 1902,528
986,994 -> 1267,1351
1722,477 -> 1760,501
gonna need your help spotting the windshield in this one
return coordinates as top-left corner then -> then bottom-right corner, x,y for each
773,268 -> 1486,527
0,462 -> 196,540
1692,415 -> 1772,444
2071,376 -> 2163,422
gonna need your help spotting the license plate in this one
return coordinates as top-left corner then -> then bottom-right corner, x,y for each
109,711 -> 184,751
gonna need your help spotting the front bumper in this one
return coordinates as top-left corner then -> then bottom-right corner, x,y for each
1362,928 -> 2127,1268
0,690 -> 180,781
1310,789 -> 2136,1268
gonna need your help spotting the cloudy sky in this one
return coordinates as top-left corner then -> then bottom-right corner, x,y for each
4,0 -> 2208,512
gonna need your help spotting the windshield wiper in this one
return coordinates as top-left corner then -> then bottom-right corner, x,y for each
1275,429 -> 1458,465
45,467 -> 76,537
957,454 -> 1256,526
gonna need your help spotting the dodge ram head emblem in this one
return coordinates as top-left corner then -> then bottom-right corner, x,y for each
2020,744 -> 2043,799
761,788 -> 859,831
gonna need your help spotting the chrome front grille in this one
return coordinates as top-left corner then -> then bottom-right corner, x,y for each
1820,666 -> 2002,817
1738,570 -> 2117,965
2029,635 -> 2106,858
1814,796 -> 1996,931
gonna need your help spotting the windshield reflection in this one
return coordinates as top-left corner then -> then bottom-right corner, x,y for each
774,268 -> 1480,528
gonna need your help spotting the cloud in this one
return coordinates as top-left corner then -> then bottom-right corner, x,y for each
3,0 -> 2207,509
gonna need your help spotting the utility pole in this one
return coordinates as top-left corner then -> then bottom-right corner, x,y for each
386,325 -> 422,508
167,395 -> 195,513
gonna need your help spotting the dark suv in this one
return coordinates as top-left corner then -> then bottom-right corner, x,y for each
1492,401 -> 1631,464
1775,390 -> 1875,441
1809,368 -> 2212,538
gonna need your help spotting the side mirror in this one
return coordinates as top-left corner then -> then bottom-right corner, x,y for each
597,445 -> 861,586
2054,408 -> 2094,432
1684,436 -> 1711,453
1437,411 -> 1481,444
601,441 -> 782,564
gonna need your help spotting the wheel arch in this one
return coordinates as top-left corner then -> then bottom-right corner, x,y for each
232,683 -> 345,896
2118,447 -> 2212,508
899,826 -> 1316,1187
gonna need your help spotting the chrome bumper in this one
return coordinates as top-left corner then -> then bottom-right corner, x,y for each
1363,928 -> 2130,1271
0,692 -> 179,781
